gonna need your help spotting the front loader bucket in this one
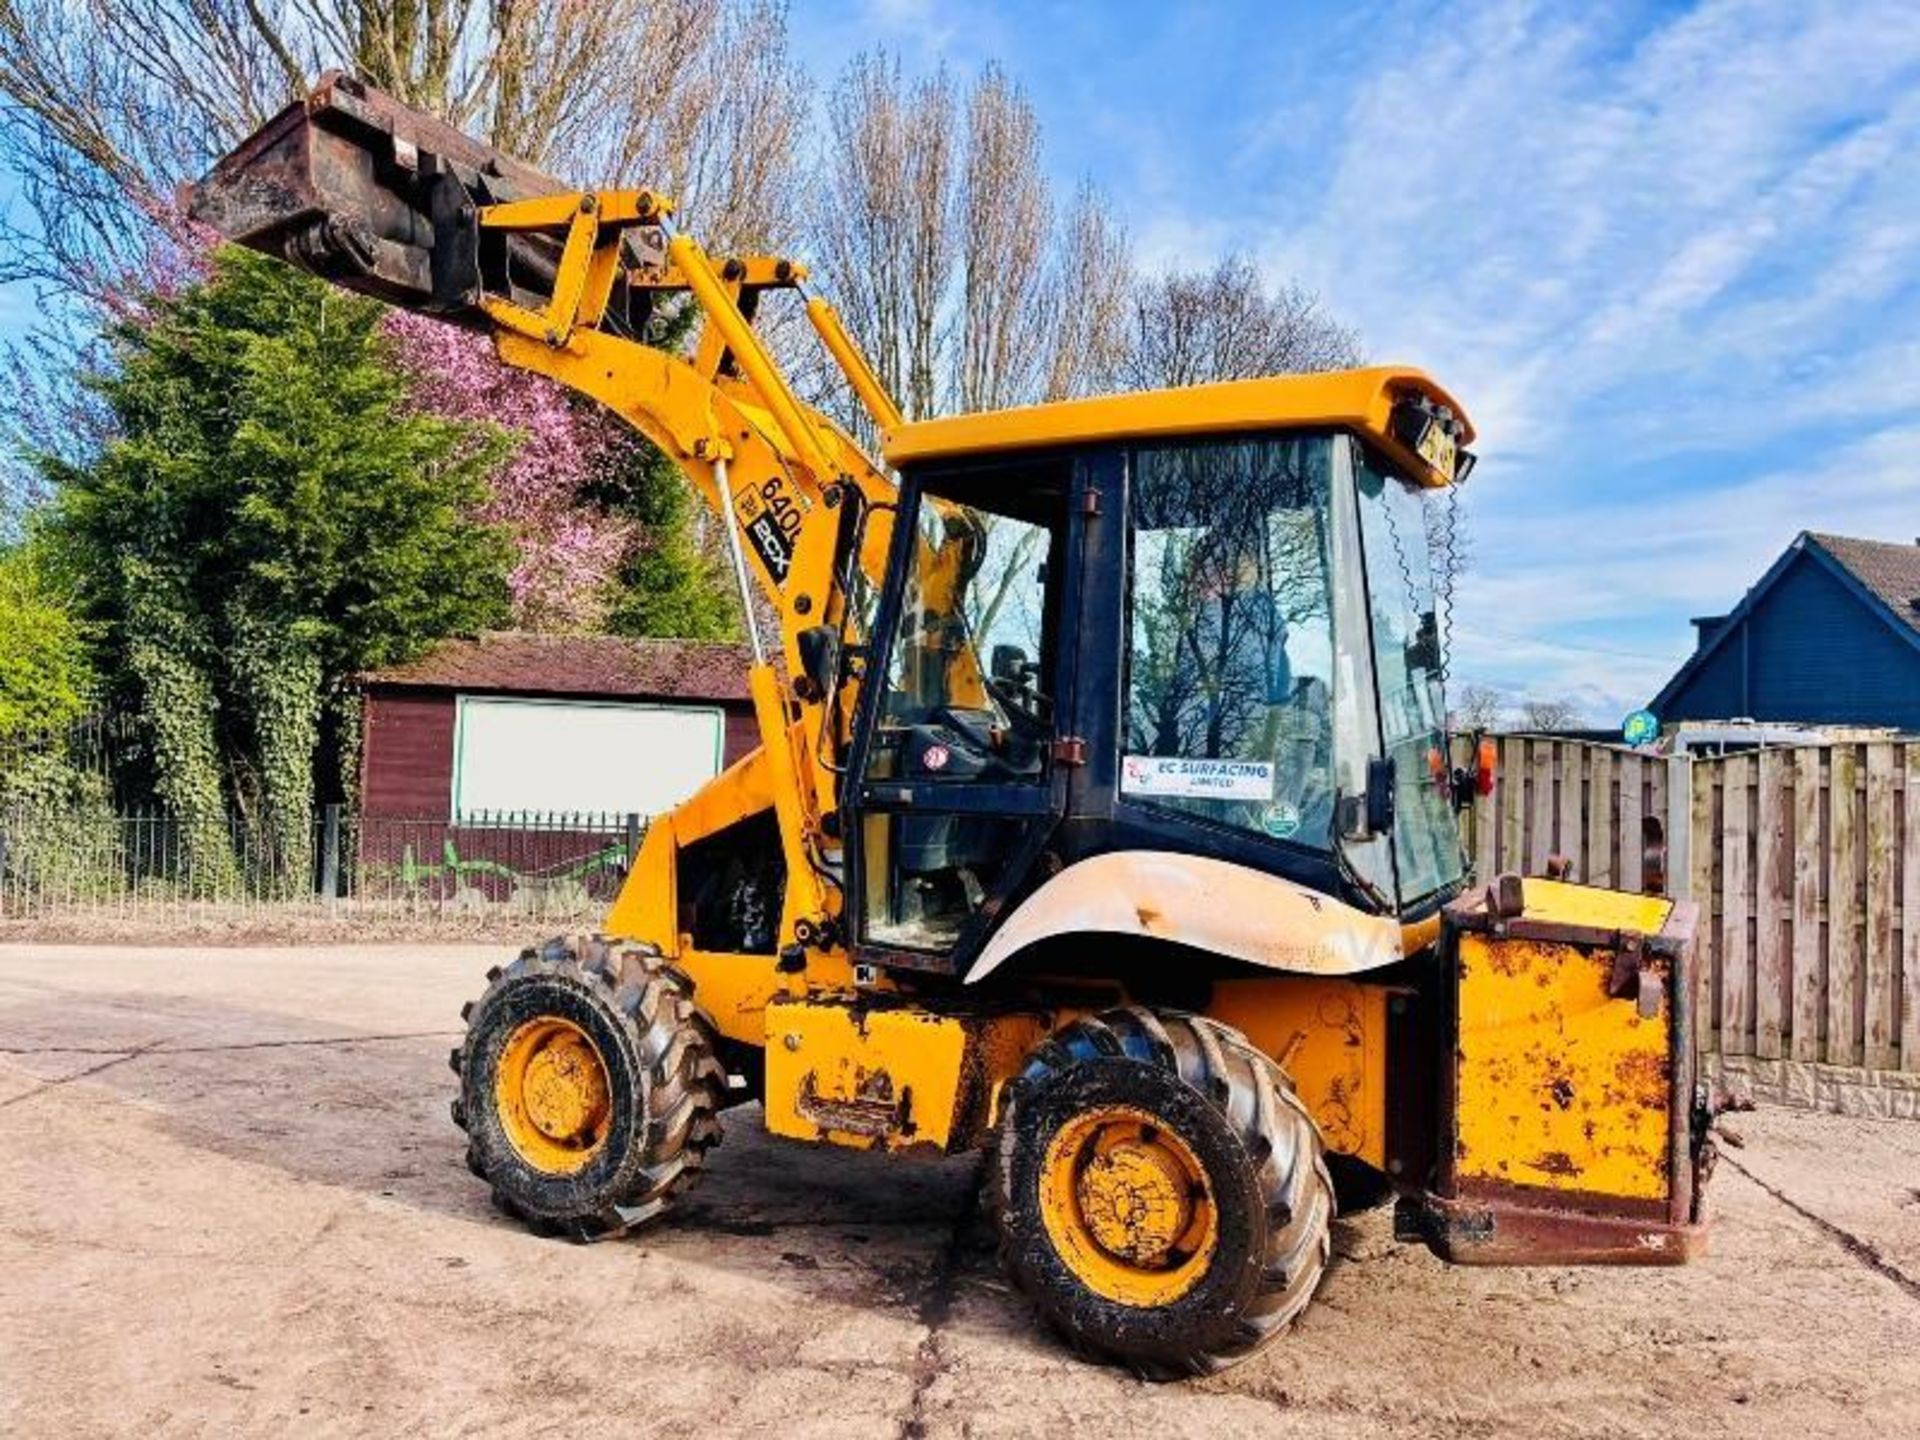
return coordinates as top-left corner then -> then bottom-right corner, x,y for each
187,71 -> 658,328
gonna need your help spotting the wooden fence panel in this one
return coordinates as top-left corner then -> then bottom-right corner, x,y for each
1755,749 -> 1792,1060
1618,754 -> 1644,894
1791,749 -> 1824,1063
1586,747 -> 1614,888
1529,742 -> 1555,875
1688,756 -> 1715,1047
1556,746 -> 1583,868
1720,755 -> 1752,1056
1500,737 -> 1525,881
1864,744 -> 1897,1071
1828,745 -> 1861,1067
1454,736 -> 1917,1074
1904,747 -> 1920,1071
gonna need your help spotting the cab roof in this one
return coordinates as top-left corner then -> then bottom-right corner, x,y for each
881,365 -> 1474,477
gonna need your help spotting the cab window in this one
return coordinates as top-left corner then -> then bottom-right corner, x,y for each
864,486 -> 1057,785
1123,436 -> 1339,848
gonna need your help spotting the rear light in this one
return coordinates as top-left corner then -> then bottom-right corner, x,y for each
1476,737 -> 1498,797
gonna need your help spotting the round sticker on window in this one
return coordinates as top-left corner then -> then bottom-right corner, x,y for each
1260,801 -> 1301,839
921,743 -> 950,773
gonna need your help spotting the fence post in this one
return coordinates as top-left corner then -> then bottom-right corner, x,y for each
321,804 -> 340,914
624,812 -> 642,867
1665,753 -> 1692,900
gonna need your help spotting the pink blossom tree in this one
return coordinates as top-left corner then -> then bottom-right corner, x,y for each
381,313 -> 636,630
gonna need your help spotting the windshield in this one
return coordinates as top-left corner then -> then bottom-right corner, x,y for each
1123,436 -> 1343,848
1353,442 -> 1464,902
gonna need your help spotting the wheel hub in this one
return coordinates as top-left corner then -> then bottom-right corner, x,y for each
1038,1106 -> 1218,1307
1076,1138 -> 1195,1264
521,1032 -> 609,1143
495,1017 -> 612,1174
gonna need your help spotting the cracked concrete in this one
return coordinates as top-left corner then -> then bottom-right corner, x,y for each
2,941 -> 1917,1439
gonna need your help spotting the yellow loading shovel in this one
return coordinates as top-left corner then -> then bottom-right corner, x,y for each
1404,876 -> 1714,1265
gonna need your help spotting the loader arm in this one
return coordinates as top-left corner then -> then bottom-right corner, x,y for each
190,71 -> 914,936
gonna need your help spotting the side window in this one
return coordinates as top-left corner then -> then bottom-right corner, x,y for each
1123,437 -> 1339,848
865,491 -> 1053,785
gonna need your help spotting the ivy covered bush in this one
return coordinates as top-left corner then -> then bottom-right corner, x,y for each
34,248 -> 514,882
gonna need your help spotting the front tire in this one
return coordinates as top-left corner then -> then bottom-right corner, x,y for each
990,1007 -> 1333,1378
450,936 -> 725,1239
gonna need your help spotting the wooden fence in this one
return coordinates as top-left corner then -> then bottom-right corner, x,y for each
1463,738 -> 1920,1080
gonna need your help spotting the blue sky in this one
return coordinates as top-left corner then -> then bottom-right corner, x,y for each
793,0 -> 1920,722
5,1 -> 1916,722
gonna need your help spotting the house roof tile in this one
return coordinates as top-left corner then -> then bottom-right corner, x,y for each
1809,534 -> 1920,639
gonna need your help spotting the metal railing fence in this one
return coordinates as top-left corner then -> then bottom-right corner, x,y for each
0,805 -> 645,924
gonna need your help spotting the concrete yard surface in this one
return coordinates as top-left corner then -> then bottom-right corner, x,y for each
2,943 -> 1917,1438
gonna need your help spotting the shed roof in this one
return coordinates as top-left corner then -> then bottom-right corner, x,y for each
360,632 -> 752,702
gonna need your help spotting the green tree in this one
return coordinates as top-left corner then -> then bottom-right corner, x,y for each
37,248 -> 512,882
599,443 -> 739,642
0,543 -> 90,745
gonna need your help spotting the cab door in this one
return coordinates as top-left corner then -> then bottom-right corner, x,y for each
844,455 -> 1082,973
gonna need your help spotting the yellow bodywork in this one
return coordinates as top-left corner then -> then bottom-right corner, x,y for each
762,995 -> 1049,1151
1454,880 -> 1677,1202
746,971 -> 1391,1173
1209,977 -> 1391,1170
884,366 -> 1473,489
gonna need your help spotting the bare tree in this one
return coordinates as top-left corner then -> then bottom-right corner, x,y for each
0,0 -> 808,294
1038,182 -> 1133,402
1518,696 -> 1585,731
1448,683 -> 1508,732
810,51 -> 1135,438
954,64 -> 1049,414
1115,254 -> 1361,391
814,52 -> 956,422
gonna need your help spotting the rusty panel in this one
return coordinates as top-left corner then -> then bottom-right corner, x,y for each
1455,930 -> 1673,1201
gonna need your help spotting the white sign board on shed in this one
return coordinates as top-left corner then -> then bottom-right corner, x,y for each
452,697 -> 723,819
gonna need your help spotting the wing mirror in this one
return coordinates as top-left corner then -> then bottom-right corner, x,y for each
1338,756 -> 1398,841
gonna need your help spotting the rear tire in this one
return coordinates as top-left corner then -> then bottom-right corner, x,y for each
990,1007 -> 1333,1378
451,936 -> 725,1239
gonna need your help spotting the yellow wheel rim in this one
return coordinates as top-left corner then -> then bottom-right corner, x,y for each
1038,1105 -> 1218,1307
494,1017 -> 613,1175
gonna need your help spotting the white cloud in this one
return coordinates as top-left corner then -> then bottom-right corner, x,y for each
1447,419 -> 1920,715
1198,1 -> 1920,712
1268,1 -> 1920,456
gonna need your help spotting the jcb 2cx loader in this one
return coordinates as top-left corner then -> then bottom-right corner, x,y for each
194,73 -> 1721,1376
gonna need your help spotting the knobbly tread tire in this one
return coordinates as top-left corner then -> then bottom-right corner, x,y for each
990,1006 -> 1334,1379
451,934 -> 726,1241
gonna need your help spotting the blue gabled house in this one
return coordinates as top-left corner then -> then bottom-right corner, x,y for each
1651,532 -> 1920,732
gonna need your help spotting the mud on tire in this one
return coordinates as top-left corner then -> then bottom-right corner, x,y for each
990,1007 -> 1334,1378
450,935 -> 726,1240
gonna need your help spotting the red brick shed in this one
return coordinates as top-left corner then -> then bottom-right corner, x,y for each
358,632 -> 755,821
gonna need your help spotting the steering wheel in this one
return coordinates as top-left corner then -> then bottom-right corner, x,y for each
986,675 -> 1052,740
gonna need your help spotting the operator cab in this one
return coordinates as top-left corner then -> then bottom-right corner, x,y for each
847,370 -> 1475,975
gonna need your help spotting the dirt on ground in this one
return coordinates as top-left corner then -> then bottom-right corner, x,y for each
1,942 -> 1916,1439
